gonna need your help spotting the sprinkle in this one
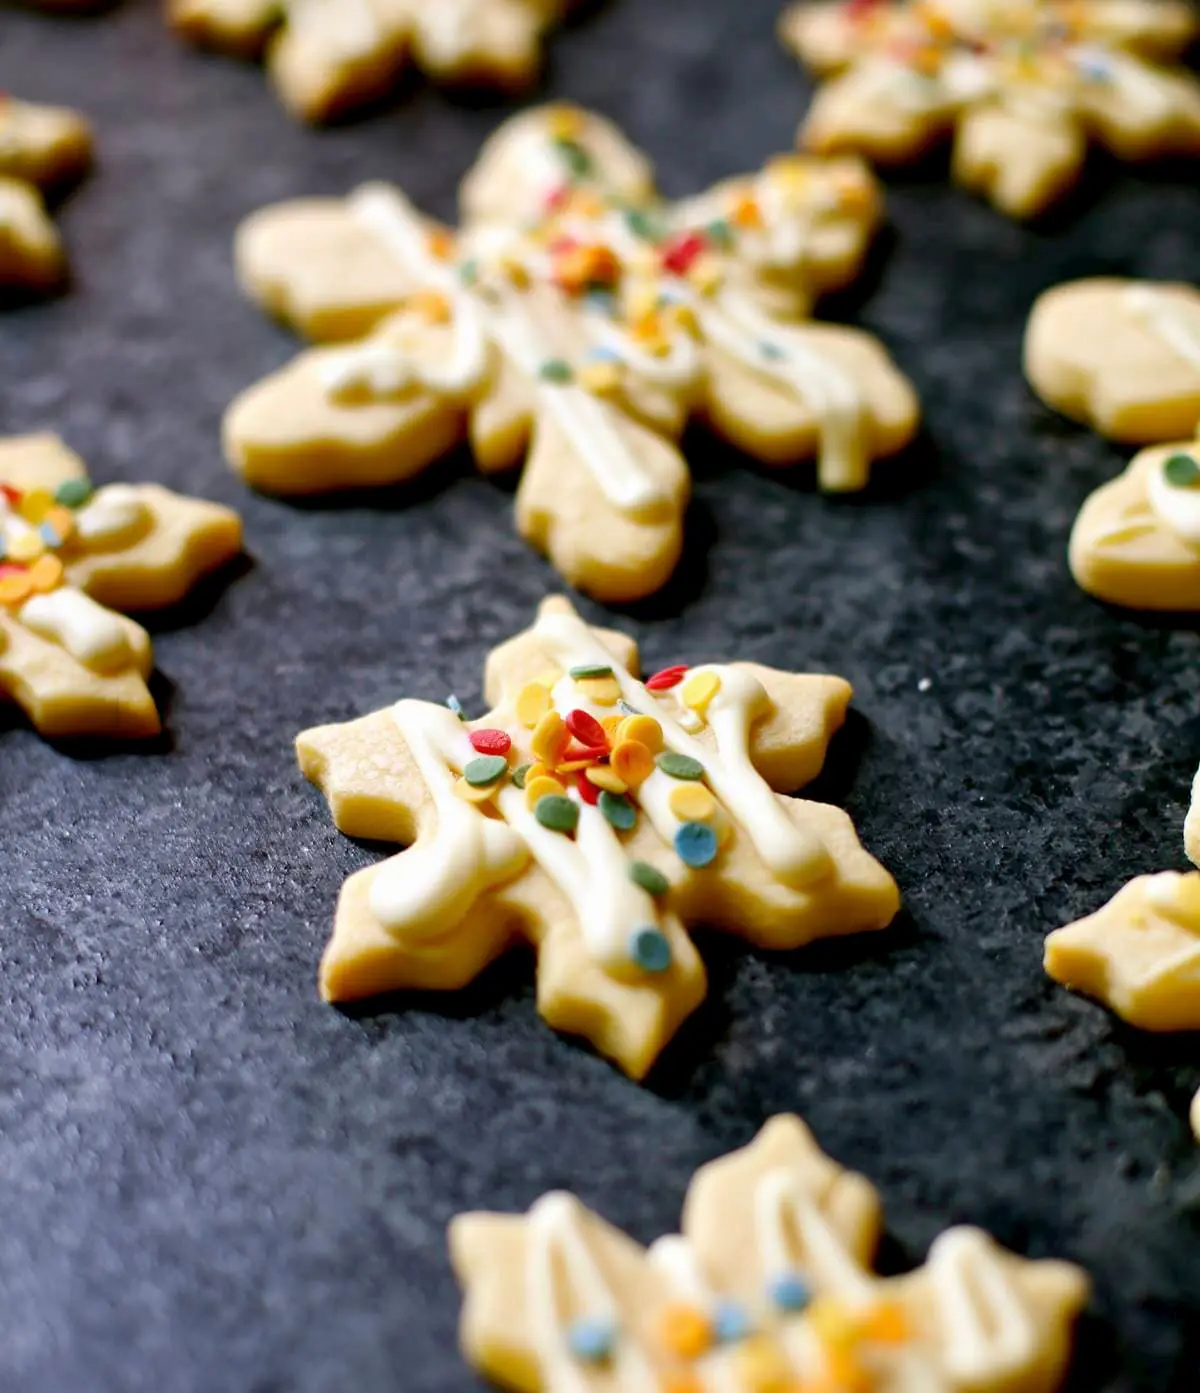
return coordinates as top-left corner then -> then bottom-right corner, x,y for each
567,1317 -> 615,1365
617,699 -> 641,716
532,710 -> 571,766
759,341 -> 786,361
580,362 -> 622,394
458,258 -> 479,285
711,1300 -> 753,1345
577,772 -> 600,805
658,1304 -> 712,1360
565,708 -> 607,748
661,1377 -> 704,1393
675,821 -> 719,868
454,776 -> 500,804
624,208 -> 661,242
808,1297 -> 859,1350
1164,453 -> 1200,488
681,670 -> 721,714
0,570 -> 34,607
469,728 -> 512,757
556,139 -> 594,179
18,489 -> 54,524
511,762 -> 532,789
463,755 -> 509,787
860,1300 -> 910,1345
547,104 -> 584,141
446,694 -> 467,721
611,739 -> 655,788
7,530 -> 43,564
616,713 -> 663,754
658,751 -> 704,781
577,675 -> 621,707
570,664 -> 613,681
629,926 -> 672,974
525,774 -> 566,809
539,357 -> 575,384
516,682 -> 552,728
630,861 -> 669,897
598,790 -> 637,831
54,477 -> 93,509
28,553 -> 64,593
705,218 -> 735,250
535,794 -> 579,833
646,664 -> 688,691
732,1338 -> 794,1393
669,783 -> 716,822
600,714 -> 625,742
586,765 -> 628,795
768,1272 -> 811,1313
661,231 -> 707,276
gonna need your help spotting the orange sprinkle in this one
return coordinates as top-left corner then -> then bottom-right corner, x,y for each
731,193 -> 764,229
427,228 -> 455,261
409,290 -> 452,324
658,1303 -> 712,1360
27,553 -> 64,593
611,739 -> 654,788
0,571 -> 34,607
860,1300 -> 910,1345
617,714 -> 663,754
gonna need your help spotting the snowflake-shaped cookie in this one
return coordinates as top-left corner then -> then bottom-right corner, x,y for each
0,434 -> 242,739
227,104 -> 919,603
0,94 -> 91,292
781,0 -> 1200,218
168,0 -> 581,124
451,1113 -> 1090,1392
297,596 -> 900,1078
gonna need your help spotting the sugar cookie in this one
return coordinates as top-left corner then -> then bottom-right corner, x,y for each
0,94 -> 91,292
781,0 -> 1200,218
227,104 -> 919,603
450,1113 -> 1090,1392
168,0 -> 581,124
296,596 -> 900,1079
0,434 -> 242,740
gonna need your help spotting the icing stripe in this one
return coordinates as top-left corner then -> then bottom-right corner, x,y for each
1125,285 -> 1200,375
926,1229 -> 1038,1382
18,585 -> 132,671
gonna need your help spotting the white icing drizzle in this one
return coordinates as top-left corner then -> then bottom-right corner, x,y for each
1124,285 -> 1200,376
287,0 -> 384,61
1144,870 -> 1200,928
1147,454 -> 1200,549
18,585 -> 132,671
1090,49 -> 1176,124
348,184 -> 669,517
72,485 -> 150,546
754,1168 -> 875,1306
534,607 -> 832,888
925,1229 -> 1038,1384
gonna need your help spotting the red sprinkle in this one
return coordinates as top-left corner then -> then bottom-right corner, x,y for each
0,563 -> 27,580
542,186 -> 571,214
563,741 -> 608,764
0,484 -> 21,506
576,773 -> 600,806
469,729 -> 512,757
565,709 -> 607,749
645,665 -> 689,691
661,232 -> 706,276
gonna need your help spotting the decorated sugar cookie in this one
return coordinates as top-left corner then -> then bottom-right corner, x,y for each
1068,436 -> 1200,610
0,434 -> 242,740
1046,871 -> 1200,1141
228,105 -> 919,603
780,0 -> 1200,218
168,0 -> 581,124
0,94 -> 91,292
450,1113 -> 1090,1392
1026,278 -> 1200,444
297,596 -> 900,1078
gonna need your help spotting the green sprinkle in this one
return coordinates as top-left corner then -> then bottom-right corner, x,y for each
1164,453 -> 1200,488
598,791 -> 637,832
629,861 -> 669,897
535,794 -> 579,834
55,477 -> 93,509
569,664 -> 613,680
539,358 -> 574,384
705,218 -> 735,250
464,755 -> 509,787
557,139 -> 594,179
624,209 -> 660,242
512,763 -> 532,790
657,752 -> 705,781
458,259 -> 480,286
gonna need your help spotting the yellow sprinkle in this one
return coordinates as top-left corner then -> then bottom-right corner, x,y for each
669,783 -> 716,822
617,714 -> 663,754
0,572 -> 34,607
557,759 -> 595,774
409,290 -> 452,324
766,154 -> 812,195
688,255 -> 724,296
17,489 -> 54,524
27,553 -> 64,593
586,766 -> 628,795
454,776 -> 498,804
600,714 -> 625,742
577,675 -> 621,707
731,1338 -> 793,1393
808,1298 -> 859,1350
547,104 -> 583,140
500,257 -> 530,289
611,739 -> 654,788
580,362 -> 623,395
532,710 -> 570,766
44,504 -> 76,542
627,287 -> 660,323
525,774 -> 566,810
516,682 -> 552,729
681,669 -> 721,714
7,531 -> 44,563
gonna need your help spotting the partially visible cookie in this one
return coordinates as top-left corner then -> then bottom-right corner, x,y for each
0,94 -> 92,292
451,1113 -> 1090,1392
781,0 -> 1200,218
1026,278 -> 1200,444
167,0 -> 580,124
0,434 -> 242,740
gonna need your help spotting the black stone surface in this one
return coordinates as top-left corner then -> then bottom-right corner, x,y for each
3,2 -> 1200,1389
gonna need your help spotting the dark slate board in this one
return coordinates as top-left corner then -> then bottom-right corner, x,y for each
3,1 -> 1200,1389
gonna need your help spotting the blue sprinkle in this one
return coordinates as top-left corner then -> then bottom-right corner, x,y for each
628,926 -> 672,974
586,343 -> 621,364
769,1271 -> 811,1313
567,1317 -> 616,1364
675,821 -> 718,869
617,700 -> 641,716
446,694 -> 467,721
585,291 -> 618,318
712,1300 -> 752,1345
39,522 -> 62,546
759,341 -> 786,361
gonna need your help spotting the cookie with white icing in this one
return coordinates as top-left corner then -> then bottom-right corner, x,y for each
0,434 -> 242,739
167,0 -> 581,124
451,1113 -> 1090,1391
227,105 -> 918,603
0,94 -> 91,292
781,0 -> 1200,218
1026,278 -> 1200,443
297,596 -> 900,1079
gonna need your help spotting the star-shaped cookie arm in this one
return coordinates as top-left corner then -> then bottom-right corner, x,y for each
1068,445 -> 1200,610
1073,55 -> 1200,163
1025,279 -> 1200,442
167,0 -> 279,56
702,321 -> 920,492
800,63 -> 958,166
778,1 -> 872,77
680,1114 -> 883,1308
1082,0 -> 1200,62
514,395 -> 690,604
1045,873 -> 1200,1031
235,194 -> 424,343
0,98 -> 91,190
738,665 -> 852,792
450,1200 -> 667,1393
482,596 -> 639,708
1185,764 -> 1200,869
0,178 -> 64,291
951,104 -> 1087,219
410,0 -> 562,90
267,3 -> 411,125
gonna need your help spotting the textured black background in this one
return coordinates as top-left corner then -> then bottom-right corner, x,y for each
2,1 -> 1200,1389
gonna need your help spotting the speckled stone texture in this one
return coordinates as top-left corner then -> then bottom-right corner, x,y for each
2,2 -> 1200,1389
